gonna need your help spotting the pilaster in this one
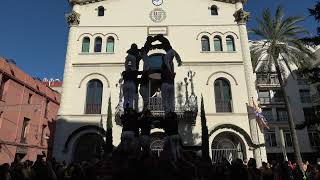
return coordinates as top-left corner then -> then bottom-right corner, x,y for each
234,2 -> 267,166
58,5 -> 80,115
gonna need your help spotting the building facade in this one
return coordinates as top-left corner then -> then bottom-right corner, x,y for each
53,0 -> 268,164
0,58 -> 61,164
255,47 -> 320,162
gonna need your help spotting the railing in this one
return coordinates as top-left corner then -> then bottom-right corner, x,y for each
301,96 -> 312,103
212,149 -> 243,163
215,100 -> 232,113
273,96 -> 285,103
277,114 -> 289,121
85,104 -> 102,114
259,97 -> 271,104
256,74 -> 280,85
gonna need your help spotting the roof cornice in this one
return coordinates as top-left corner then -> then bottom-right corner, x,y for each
69,0 -> 105,5
69,0 -> 247,5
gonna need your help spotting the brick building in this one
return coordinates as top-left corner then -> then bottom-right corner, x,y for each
0,58 -> 61,164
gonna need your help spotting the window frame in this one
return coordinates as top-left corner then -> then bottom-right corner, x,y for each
94,37 -> 103,53
98,6 -> 105,17
85,79 -> 103,114
226,35 -> 235,52
214,78 -> 232,113
201,36 -> 210,52
106,36 -> 115,53
82,37 -> 91,53
210,5 -> 218,16
20,118 -> 30,143
213,36 -> 223,52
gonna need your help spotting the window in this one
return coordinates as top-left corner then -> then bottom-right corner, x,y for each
214,36 -> 223,51
98,6 -> 105,16
308,131 -> 320,147
210,5 -> 218,16
45,99 -> 49,118
300,89 -> 311,103
20,118 -> 30,143
265,129 -> 277,147
82,37 -> 90,53
226,36 -> 235,51
201,36 -> 210,52
0,111 -> 3,129
106,37 -> 115,53
262,108 -> 273,121
214,78 -> 232,112
276,108 -> 288,121
85,79 -> 103,114
27,93 -> 32,104
273,90 -> 284,103
303,108 -> 316,123
258,91 -> 270,104
94,37 -> 102,52
40,125 -> 47,146
283,130 -> 293,147
0,76 -> 9,101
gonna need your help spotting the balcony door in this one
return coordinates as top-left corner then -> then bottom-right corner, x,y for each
214,78 -> 232,112
85,79 -> 103,114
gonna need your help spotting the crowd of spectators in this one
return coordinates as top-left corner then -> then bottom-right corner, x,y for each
1,152 -> 320,180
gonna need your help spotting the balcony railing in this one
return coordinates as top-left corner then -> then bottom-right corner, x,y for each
85,104 -> 102,114
258,97 -> 284,104
277,114 -> 289,121
256,74 -> 280,86
301,96 -> 312,103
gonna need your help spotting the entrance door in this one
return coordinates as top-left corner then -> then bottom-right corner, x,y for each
73,133 -> 105,162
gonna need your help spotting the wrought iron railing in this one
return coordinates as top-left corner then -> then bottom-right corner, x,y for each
212,149 -> 243,163
256,74 -> 280,85
85,104 -> 102,114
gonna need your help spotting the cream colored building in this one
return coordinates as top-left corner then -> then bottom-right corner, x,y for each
53,0 -> 268,164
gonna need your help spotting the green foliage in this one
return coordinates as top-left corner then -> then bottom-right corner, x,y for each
201,95 -> 210,160
107,96 -> 113,129
250,6 -> 315,74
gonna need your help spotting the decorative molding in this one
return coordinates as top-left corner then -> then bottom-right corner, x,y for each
77,33 -> 119,41
69,0 -> 105,5
78,72 -> 110,88
208,124 -> 265,149
65,11 -> 80,26
149,8 -> 167,23
233,8 -> 250,24
206,71 -> 239,85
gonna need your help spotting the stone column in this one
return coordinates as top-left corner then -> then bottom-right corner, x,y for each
234,2 -> 267,167
58,6 -> 80,115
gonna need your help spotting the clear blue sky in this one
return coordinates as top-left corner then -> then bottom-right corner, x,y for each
0,0 -> 317,80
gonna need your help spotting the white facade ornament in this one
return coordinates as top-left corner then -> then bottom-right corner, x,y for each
233,8 -> 250,24
149,8 -> 167,23
65,11 -> 80,26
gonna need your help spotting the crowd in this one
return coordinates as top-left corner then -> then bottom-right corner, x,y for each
1,152 -> 320,180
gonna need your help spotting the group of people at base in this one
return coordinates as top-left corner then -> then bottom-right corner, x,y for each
2,154 -> 320,180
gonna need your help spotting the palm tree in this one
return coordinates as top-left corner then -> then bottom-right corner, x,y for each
250,6 -> 316,170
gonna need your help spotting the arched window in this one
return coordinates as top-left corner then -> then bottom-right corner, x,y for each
85,79 -> 103,114
211,5 -> 218,16
98,6 -> 105,16
106,37 -> 115,53
94,37 -> 102,52
226,36 -> 236,52
82,37 -> 90,53
201,36 -> 210,52
214,36 -> 223,52
214,78 -> 232,112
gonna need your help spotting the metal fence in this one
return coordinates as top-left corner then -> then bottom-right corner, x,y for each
212,149 -> 243,163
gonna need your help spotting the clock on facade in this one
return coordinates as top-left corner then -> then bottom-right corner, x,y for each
152,0 -> 163,6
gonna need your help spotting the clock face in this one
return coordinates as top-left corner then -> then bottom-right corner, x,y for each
152,0 -> 163,6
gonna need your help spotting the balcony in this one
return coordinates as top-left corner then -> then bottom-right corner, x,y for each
115,96 -> 198,125
256,74 -> 280,87
258,97 -> 284,105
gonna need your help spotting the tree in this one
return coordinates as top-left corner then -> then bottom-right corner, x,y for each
302,1 -> 320,45
105,96 -> 113,154
201,95 -> 210,161
250,6 -> 316,170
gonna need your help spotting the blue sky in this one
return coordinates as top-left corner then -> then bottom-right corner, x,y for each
0,0 -> 317,80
